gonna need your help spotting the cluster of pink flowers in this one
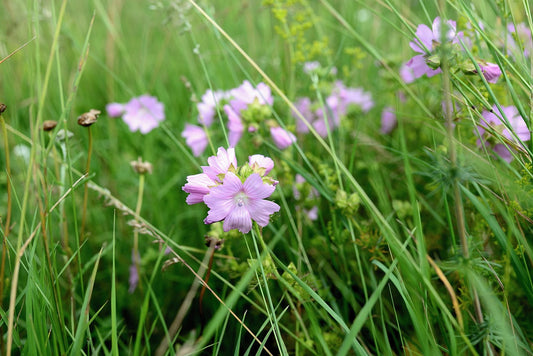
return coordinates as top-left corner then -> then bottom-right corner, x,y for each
507,23 -> 533,58
401,17 -> 501,84
182,81 -> 296,156
475,105 -> 530,162
182,147 -> 280,233
106,95 -> 165,134
292,80 -> 374,137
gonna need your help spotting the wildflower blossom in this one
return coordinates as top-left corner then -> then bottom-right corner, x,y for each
202,147 -> 237,182
380,107 -> 397,134
181,124 -> 209,157
128,250 -> 140,293
292,81 -> 374,137
476,105 -> 530,162
182,147 -> 280,233
204,172 -> 280,233
224,80 -> 274,147
507,23 -> 533,57
197,89 -> 229,126
478,62 -> 502,83
107,95 -> 165,134
404,17 -> 463,81
270,126 -> 296,149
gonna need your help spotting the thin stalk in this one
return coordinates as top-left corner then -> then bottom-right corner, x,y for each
132,173 -> 145,291
0,105 -> 11,356
80,126 -> 93,238
437,9 -> 484,324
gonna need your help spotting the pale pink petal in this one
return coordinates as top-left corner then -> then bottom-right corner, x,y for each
106,103 -> 125,117
243,173 -> 275,200
248,155 -> 274,175
223,206 -> 252,233
270,127 -> 296,149
410,24 -> 433,53
203,147 -> 238,181
181,124 -> 209,157
246,199 -> 280,227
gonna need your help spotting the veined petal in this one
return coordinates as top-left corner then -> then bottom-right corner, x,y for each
223,206 -> 252,233
247,199 -> 280,227
243,173 -> 275,199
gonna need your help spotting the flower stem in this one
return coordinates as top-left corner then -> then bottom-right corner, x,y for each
133,172 -> 145,291
0,106 -> 11,356
80,126 -> 93,238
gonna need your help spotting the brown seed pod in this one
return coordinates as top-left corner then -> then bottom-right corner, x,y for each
0,104 -> 6,114
77,109 -> 101,127
130,157 -> 153,175
43,120 -> 58,131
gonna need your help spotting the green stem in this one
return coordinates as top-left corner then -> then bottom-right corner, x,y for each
0,108 -> 11,356
80,126 -> 93,238
133,173 -> 145,291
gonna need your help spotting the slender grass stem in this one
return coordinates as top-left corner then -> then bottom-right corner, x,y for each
80,126 -> 93,238
0,105 -> 11,356
132,172 -> 145,291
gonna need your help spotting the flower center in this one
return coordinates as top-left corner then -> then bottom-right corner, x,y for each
234,191 -> 248,207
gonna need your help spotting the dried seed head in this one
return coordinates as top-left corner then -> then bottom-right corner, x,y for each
130,157 -> 153,174
43,120 -> 58,131
0,104 -> 6,114
77,109 -> 101,127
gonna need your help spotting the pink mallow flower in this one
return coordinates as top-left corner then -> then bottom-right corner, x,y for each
248,154 -> 274,175
478,62 -> 502,83
404,17 -> 463,81
204,172 -> 280,233
270,126 -> 296,149
182,173 -> 216,205
121,95 -> 165,134
380,107 -> 397,134
507,23 -> 533,57
182,124 -> 209,157
202,147 -> 238,183
197,89 -> 229,126
106,103 -> 126,117
476,105 -> 530,162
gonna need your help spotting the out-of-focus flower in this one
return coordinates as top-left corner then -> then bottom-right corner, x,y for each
292,81 -> 374,138
303,61 -> 320,74
478,62 -> 502,83
182,147 -> 280,233
270,126 -> 296,149
107,95 -> 165,134
380,107 -> 397,134
128,250 -> 140,293
197,89 -> 229,126
182,124 -> 209,157
507,23 -> 533,57
476,105 -> 530,162
106,103 -> 126,118
400,61 -> 416,84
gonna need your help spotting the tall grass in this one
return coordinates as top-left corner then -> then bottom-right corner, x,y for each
0,0 -> 532,354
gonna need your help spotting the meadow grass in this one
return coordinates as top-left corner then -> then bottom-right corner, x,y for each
1,0 -> 532,355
